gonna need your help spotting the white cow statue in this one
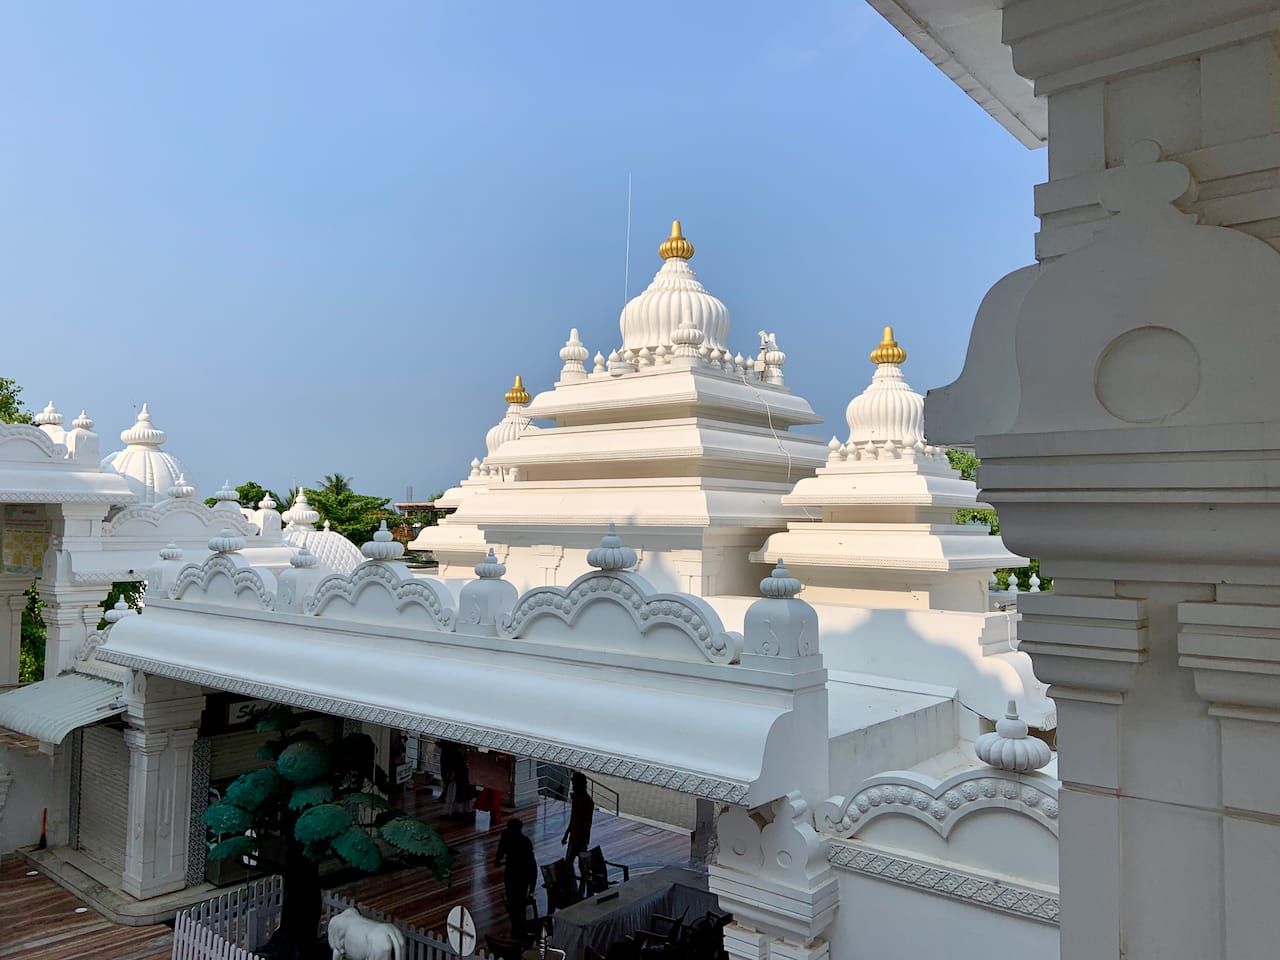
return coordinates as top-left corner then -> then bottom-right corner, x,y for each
327,907 -> 407,960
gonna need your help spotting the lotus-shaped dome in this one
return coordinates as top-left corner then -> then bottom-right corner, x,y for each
974,700 -> 1052,772
845,327 -> 925,447
619,221 -> 730,356
100,404 -> 190,505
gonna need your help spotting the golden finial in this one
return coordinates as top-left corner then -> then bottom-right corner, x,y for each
658,220 -> 695,261
504,375 -> 531,405
869,326 -> 907,365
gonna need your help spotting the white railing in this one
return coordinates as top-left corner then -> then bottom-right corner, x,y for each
171,875 -> 282,960
321,889 -> 490,960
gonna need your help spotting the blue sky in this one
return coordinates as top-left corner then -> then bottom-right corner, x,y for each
0,2 -> 1044,503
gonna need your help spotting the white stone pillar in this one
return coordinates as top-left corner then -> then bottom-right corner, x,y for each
120,671 -> 204,900
0,576 -> 30,688
926,6 -> 1280,958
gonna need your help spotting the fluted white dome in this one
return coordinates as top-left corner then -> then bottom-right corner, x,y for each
619,221 -> 730,356
100,404 -> 189,505
485,376 -> 539,456
845,327 -> 925,447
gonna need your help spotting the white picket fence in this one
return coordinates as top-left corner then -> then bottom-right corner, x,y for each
321,889 -> 487,960
172,913 -> 266,960
171,875 -> 282,960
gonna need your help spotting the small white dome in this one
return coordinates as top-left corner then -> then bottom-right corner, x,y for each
845,328 -> 925,447
100,404 -> 189,505
485,376 -> 539,456
619,221 -> 730,356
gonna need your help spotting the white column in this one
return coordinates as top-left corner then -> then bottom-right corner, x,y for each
0,576 -> 29,688
120,671 -> 204,900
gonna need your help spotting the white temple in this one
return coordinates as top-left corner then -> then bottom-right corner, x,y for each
4,3 -> 1279,957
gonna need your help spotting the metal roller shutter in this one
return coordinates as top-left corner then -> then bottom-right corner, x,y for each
77,725 -> 130,874
208,716 -> 337,786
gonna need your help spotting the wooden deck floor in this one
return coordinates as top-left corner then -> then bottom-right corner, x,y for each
333,787 -> 693,943
0,789 -> 690,959
0,860 -> 172,960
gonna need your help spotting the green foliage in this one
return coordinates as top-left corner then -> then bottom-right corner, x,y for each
306,473 -> 394,545
289,782 -> 335,811
294,803 -> 351,843
332,824 -> 382,873
277,739 -> 332,785
18,583 -> 44,684
203,480 -> 279,510
380,816 -> 449,860
943,449 -> 1051,592
96,580 -> 145,631
0,377 -> 32,424
225,767 -> 288,812
208,835 -> 258,862
204,800 -> 253,834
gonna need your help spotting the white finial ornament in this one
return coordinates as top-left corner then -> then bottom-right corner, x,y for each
104,599 -> 134,625
474,548 -> 507,579
290,544 -> 318,568
592,351 -> 606,374
208,528 -> 245,553
759,560 -> 802,599
671,315 -> 705,360
167,474 -> 195,499
285,489 -> 320,530
362,520 -> 405,560
159,541 -> 183,561
73,410 -> 94,430
559,328 -> 589,381
845,327 -> 925,448
214,480 -> 239,503
258,492 -> 278,510
35,402 -> 63,427
586,522 -> 638,571
975,700 -> 1052,771
120,404 -> 167,446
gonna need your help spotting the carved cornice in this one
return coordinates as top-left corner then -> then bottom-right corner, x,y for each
171,556 -> 275,609
828,842 -> 1060,925
72,570 -> 144,585
0,490 -> 125,503
91,647 -> 748,803
499,570 -> 742,664
818,769 -> 1059,840
304,562 -> 455,629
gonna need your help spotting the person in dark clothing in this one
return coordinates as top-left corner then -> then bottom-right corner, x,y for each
561,772 -> 595,891
494,818 -> 538,944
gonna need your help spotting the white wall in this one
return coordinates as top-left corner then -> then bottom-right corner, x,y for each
0,742 -> 54,853
830,868 -> 1058,959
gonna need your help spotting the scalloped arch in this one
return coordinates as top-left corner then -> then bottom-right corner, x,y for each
171,555 -> 275,609
304,562 -> 455,630
818,769 -> 1059,841
0,424 -> 66,461
103,499 -> 256,538
498,571 -> 742,664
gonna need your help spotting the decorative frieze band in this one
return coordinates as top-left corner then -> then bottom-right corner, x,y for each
828,842 -> 1060,925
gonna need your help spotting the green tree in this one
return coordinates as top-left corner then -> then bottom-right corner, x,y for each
18,584 -> 44,683
0,377 -> 32,425
307,476 -> 393,546
204,481 -> 280,510
204,708 -> 452,959
945,449 -> 1051,592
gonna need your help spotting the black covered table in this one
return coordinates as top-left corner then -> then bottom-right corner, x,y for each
548,866 -> 721,960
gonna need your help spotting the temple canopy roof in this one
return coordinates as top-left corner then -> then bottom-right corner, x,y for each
100,405 -> 190,505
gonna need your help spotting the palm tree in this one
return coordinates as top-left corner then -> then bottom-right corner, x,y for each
319,473 -> 353,496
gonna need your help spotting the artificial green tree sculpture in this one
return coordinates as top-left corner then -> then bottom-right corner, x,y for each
204,707 -> 451,959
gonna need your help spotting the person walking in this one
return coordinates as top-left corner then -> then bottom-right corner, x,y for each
561,772 -> 595,892
494,818 -> 538,945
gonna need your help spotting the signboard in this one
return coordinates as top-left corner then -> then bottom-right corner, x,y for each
395,762 -> 414,785
2,504 -> 50,576
225,698 -> 275,728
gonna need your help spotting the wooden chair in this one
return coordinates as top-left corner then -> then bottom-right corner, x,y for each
577,845 -> 631,895
541,860 -> 581,915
